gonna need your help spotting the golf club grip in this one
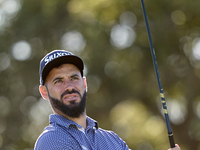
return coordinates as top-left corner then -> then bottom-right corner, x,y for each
168,133 -> 175,148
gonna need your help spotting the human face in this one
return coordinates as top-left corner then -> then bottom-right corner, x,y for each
46,88 -> 87,118
40,64 -> 87,118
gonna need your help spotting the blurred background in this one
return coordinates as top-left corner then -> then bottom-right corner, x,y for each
0,0 -> 200,149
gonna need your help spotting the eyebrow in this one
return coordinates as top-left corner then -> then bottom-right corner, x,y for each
52,77 -> 63,83
52,74 -> 80,83
71,74 -> 80,78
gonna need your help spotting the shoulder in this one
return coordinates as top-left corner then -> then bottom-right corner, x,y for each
97,127 -> 120,138
37,124 -> 65,140
34,124 -> 73,150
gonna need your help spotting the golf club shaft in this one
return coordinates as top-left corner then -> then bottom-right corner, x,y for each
140,0 -> 175,148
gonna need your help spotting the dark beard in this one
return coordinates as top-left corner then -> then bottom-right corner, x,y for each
46,87 -> 87,118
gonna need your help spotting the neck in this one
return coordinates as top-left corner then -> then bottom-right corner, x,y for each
55,110 -> 87,129
69,112 -> 87,129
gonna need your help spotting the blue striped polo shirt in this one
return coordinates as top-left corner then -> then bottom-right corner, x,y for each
34,114 -> 130,150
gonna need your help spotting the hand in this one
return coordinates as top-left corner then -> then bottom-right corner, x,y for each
168,144 -> 180,150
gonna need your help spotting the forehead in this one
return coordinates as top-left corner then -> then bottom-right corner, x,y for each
47,64 -> 81,78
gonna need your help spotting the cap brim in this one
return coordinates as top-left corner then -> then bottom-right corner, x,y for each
41,55 -> 84,85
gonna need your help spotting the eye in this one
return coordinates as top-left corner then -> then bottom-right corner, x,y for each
54,79 -> 63,84
71,76 -> 79,80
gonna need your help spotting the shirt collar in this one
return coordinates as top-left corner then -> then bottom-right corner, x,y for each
49,114 -> 98,129
86,116 -> 99,129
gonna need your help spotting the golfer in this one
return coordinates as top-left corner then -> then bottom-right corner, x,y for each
34,50 -> 181,150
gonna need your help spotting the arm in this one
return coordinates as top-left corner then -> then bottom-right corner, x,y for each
168,144 -> 180,150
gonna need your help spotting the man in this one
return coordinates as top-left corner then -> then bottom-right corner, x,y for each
34,50 -> 181,150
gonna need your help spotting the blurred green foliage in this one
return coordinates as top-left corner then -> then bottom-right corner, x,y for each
0,0 -> 200,149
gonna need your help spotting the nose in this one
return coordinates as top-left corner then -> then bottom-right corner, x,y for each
63,78 -> 74,92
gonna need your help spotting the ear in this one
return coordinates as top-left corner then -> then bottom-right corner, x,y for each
39,85 -> 49,100
83,76 -> 87,92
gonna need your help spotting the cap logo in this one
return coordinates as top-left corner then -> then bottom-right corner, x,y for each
44,52 -> 72,65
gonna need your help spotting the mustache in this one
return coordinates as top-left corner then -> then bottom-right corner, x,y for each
61,89 -> 81,100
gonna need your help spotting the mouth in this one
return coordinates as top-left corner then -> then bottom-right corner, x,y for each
62,94 -> 79,102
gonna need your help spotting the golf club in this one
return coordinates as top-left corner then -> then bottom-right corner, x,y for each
140,0 -> 175,148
